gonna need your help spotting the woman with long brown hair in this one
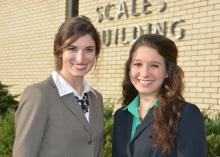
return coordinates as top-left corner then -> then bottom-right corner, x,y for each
112,34 -> 206,157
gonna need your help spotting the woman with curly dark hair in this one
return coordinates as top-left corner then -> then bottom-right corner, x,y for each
112,34 -> 206,157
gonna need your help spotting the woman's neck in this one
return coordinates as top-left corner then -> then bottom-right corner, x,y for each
71,79 -> 84,95
59,71 -> 84,95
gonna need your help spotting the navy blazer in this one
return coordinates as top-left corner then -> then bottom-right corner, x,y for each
112,102 -> 207,157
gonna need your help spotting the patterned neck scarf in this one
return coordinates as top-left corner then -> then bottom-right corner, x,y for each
75,93 -> 89,113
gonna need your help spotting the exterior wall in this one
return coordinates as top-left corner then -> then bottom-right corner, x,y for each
0,0 -> 219,111
0,0 -> 66,95
79,0 -> 220,110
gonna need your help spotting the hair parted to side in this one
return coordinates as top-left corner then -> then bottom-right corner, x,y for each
122,34 -> 185,154
53,16 -> 101,71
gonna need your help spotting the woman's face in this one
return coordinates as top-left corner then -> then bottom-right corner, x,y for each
129,45 -> 167,98
60,34 -> 96,81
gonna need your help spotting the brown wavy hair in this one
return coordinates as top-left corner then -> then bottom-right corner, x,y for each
122,34 -> 185,154
53,16 -> 101,71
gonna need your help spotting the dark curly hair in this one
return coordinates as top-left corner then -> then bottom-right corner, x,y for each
122,34 -> 185,154
53,16 -> 101,71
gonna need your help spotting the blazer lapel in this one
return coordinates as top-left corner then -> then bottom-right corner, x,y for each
61,93 -> 92,135
87,92 -> 97,129
124,112 -> 133,157
127,112 -> 153,157
131,111 -> 153,142
48,76 -> 92,136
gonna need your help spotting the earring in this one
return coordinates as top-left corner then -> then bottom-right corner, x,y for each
165,84 -> 169,90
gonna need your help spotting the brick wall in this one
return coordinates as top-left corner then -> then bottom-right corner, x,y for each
0,0 -> 219,111
0,0 -> 66,95
79,0 -> 220,110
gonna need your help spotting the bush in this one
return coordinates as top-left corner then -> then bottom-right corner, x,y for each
1,98 -> 220,157
202,111 -> 220,157
0,82 -> 18,116
103,100 -> 114,157
0,109 -> 15,157
206,134 -> 220,157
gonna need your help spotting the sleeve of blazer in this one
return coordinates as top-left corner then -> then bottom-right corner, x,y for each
112,109 -> 126,157
177,103 -> 207,157
97,92 -> 104,157
112,109 -> 119,157
13,84 -> 49,157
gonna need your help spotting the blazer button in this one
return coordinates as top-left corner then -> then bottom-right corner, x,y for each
88,140 -> 92,144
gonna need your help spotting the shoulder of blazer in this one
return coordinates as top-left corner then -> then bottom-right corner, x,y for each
181,101 -> 202,118
90,88 -> 102,99
24,76 -> 54,91
178,101 -> 205,134
114,106 -> 131,122
177,102 -> 207,156
21,76 -> 55,100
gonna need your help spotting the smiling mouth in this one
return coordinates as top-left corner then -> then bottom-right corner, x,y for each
72,63 -> 87,70
139,79 -> 153,85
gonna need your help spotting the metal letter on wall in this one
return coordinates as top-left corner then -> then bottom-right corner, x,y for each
142,0 -> 152,14
96,7 -> 103,23
155,0 -> 166,12
114,28 -> 119,45
102,30 -> 112,46
132,25 -> 143,43
132,0 -> 140,16
105,3 -> 115,21
146,23 -> 152,34
117,0 -> 128,19
170,19 -> 185,39
155,21 -> 166,35
122,27 -> 129,44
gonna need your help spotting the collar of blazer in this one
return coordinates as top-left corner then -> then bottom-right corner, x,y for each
51,71 -> 97,98
60,93 -> 93,136
47,76 -> 95,137
130,110 -> 153,142
125,109 -> 154,157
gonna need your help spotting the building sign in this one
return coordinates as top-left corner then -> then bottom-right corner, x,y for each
96,0 -> 185,46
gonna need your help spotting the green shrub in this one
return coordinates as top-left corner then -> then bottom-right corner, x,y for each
203,113 -> 220,136
0,82 -> 18,116
1,98 -> 220,157
0,109 -> 15,157
202,111 -> 220,157
103,100 -> 114,157
206,134 -> 220,157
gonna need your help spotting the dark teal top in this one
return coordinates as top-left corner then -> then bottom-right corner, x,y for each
124,95 -> 158,141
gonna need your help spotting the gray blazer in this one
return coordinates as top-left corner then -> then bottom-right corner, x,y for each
13,76 -> 104,157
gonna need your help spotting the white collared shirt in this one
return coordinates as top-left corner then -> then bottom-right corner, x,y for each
52,70 -> 96,122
